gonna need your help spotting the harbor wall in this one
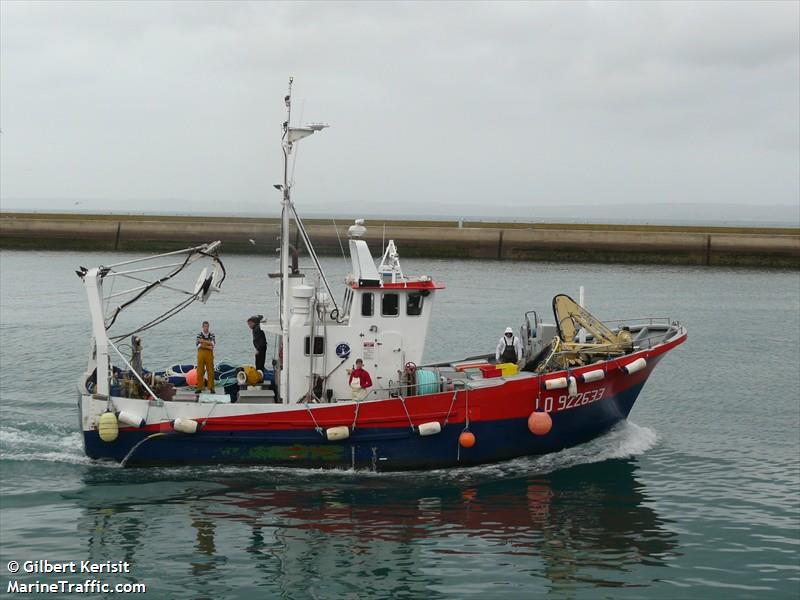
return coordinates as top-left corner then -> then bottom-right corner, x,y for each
1,213 -> 798,268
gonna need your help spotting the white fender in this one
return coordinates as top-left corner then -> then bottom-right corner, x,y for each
418,421 -> 442,436
117,411 -> 144,428
173,418 -> 199,434
325,426 -> 350,441
622,357 -> 647,375
543,377 -> 568,390
567,376 -> 578,398
579,369 -> 605,383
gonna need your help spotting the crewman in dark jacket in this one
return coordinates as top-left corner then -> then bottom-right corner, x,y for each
247,315 -> 268,371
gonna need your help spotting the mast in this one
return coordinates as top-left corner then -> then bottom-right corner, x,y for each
278,77 -> 328,403
280,77 -> 293,403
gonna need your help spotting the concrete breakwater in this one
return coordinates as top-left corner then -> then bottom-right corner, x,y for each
1,213 -> 798,267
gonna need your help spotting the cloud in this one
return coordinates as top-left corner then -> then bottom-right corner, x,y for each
1,1 -> 797,220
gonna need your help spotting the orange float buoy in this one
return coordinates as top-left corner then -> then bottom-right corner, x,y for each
459,431 -> 476,448
528,411 -> 552,435
461,488 -> 478,502
185,368 -> 198,387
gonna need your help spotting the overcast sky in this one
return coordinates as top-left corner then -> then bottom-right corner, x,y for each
1,1 -> 798,222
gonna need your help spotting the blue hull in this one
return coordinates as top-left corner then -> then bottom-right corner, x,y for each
83,383 -> 644,471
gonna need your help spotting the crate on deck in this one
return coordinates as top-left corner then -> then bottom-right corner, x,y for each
479,365 -> 502,378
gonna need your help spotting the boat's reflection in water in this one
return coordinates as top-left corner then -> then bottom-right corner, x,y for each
79,458 -> 679,595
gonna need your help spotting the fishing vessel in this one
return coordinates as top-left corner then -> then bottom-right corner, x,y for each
77,79 -> 687,469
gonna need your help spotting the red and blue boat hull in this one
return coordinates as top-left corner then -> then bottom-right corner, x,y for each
80,334 -> 684,470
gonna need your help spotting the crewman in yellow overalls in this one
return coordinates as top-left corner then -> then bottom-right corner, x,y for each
195,321 -> 216,394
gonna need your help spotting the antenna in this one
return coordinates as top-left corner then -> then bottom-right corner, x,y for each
333,219 -> 349,268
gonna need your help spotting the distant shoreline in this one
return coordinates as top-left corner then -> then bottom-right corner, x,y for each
2,212 -> 798,268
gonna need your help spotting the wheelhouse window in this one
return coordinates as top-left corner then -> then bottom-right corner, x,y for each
361,293 -> 374,317
381,293 -> 399,317
304,336 -> 325,356
407,292 -> 424,316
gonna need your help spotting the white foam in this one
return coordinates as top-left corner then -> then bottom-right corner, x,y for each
0,426 -> 89,465
523,420 -> 659,474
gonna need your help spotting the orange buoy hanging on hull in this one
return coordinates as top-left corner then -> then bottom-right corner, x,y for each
528,411 -> 553,435
459,431 -> 476,448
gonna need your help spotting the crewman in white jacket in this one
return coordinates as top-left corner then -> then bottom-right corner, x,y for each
496,327 -> 522,364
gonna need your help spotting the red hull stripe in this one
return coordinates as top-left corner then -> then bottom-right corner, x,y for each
349,280 -> 445,290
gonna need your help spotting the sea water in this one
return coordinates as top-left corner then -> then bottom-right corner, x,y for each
1,250 -> 798,599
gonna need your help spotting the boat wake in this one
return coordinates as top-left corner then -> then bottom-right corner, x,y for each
453,420 -> 659,483
0,423 -> 94,466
